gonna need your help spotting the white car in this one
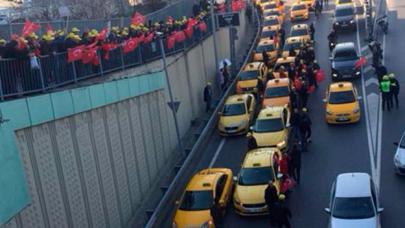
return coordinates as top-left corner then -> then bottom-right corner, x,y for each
394,131 -> 405,175
325,173 -> 383,228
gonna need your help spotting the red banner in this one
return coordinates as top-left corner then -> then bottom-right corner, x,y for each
137,33 -> 145,44
197,22 -> 207,32
131,12 -> 145,25
167,34 -> 176,49
123,37 -> 139,53
97,28 -> 108,42
82,46 -> 99,65
102,43 -> 119,60
355,56 -> 367,69
232,0 -> 245,12
184,25 -> 193,38
67,45 -> 84,63
21,20 -> 40,37
144,32 -> 155,44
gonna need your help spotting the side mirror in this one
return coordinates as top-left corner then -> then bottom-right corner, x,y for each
233,176 -> 238,182
218,111 -> 223,116
324,208 -> 331,214
377,208 -> 384,213
322,98 -> 327,103
394,142 -> 399,146
175,200 -> 180,206
249,126 -> 255,131
277,141 -> 286,150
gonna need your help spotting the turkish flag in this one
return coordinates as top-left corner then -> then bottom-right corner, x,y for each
144,32 -> 154,44
187,18 -> 198,28
81,46 -> 99,65
197,22 -> 207,32
184,25 -> 193,38
166,34 -> 176,49
97,27 -> 108,42
102,43 -> 119,60
315,69 -> 325,83
21,19 -> 40,37
131,12 -> 145,25
175,31 -> 186,43
123,37 -> 139,53
67,45 -> 85,63
137,33 -> 145,44
355,56 -> 367,69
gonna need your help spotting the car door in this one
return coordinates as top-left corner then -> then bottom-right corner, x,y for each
215,175 -> 228,209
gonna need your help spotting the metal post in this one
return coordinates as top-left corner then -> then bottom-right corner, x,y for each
97,51 -> 104,77
0,75 -> 4,101
210,1 -> 220,82
37,58 -> 46,92
120,47 -> 126,70
158,35 -> 185,156
229,26 -> 236,78
72,62 -> 78,83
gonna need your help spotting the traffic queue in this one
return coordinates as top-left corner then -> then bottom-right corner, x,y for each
170,0 -> 364,227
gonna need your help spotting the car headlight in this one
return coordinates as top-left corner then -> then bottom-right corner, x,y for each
201,220 -> 213,228
353,108 -> 360,113
332,73 -> 338,77
394,154 -> 401,166
326,109 -> 333,115
355,71 -> 361,75
335,22 -> 339,26
350,19 -> 355,24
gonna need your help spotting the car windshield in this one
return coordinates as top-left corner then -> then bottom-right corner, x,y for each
264,3 -> 277,9
334,49 -> 358,61
262,30 -> 277,38
292,4 -> 306,10
400,135 -> 405,148
240,71 -> 259,80
265,11 -> 280,17
291,29 -> 308,37
335,8 -> 354,17
179,190 -> 213,211
257,44 -> 275,52
283,42 -> 302,51
333,197 -> 375,219
254,118 -> 284,132
239,167 -> 274,185
265,86 -> 289,98
329,91 -> 355,104
263,19 -> 279,26
339,0 -> 352,3
222,103 -> 246,116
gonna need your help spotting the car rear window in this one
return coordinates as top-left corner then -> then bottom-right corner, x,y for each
333,197 -> 375,219
263,19 -> 279,26
239,167 -> 274,185
240,71 -> 259,80
333,48 -> 358,61
291,29 -> 308,37
265,86 -> 289,98
179,190 -> 213,211
254,118 -> 284,132
222,103 -> 246,116
292,4 -> 306,10
256,44 -> 275,52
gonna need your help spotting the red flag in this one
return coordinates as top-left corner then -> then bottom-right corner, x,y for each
21,19 -> 40,37
81,46 -> 99,65
131,12 -> 145,25
137,33 -> 145,43
102,43 -> 119,60
186,18 -> 198,28
123,37 -> 139,53
355,56 -> 367,69
315,69 -> 325,83
232,0 -> 244,12
67,45 -> 85,63
217,3 -> 226,12
97,27 -> 108,42
184,26 -> 193,38
166,34 -> 176,49
197,22 -> 207,32
144,32 -> 154,44
174,31 -> 186,43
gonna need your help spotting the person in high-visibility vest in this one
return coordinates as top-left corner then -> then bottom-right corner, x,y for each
380,75 -> 393,111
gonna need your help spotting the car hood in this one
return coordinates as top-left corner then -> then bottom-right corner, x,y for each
174,209 -> 211,228
234,184 -> 268,204
331,216 -> 377,228
327,102 -> 358,114
332,59 -> 358,70
220,115 -> 248,127
253,129 -> 286,147
335,15 -> 354,23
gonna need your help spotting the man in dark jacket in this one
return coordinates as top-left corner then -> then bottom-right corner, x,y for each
262,50 -> 270,67
210,203 -> 223,227
265,181 -> 279,225
389,73 -> 400,109
203,82 -> 213,112
272,195 -> 292,228
289,144 -> 302,184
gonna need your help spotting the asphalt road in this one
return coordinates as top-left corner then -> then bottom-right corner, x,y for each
166,0 -> 405,227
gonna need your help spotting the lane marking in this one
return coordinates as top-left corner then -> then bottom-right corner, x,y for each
365,76 -> 379,87
208,138 -> 226,168
356,14 -> 377,183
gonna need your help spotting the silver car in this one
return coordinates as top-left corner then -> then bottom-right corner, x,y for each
394,131 -> 405,175
325,173 -> 383,228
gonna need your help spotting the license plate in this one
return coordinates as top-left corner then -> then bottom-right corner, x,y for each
342,74 -> 352,78
336,117 -> 348,122
248,207 -> 263,213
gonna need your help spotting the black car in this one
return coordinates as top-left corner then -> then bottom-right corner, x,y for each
330,42 -> 361,81
333,4 -> 356,31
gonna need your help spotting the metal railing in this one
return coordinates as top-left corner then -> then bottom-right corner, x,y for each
0,0 -> 198,38
0,18 -> 212,100
144,6 -> 262,228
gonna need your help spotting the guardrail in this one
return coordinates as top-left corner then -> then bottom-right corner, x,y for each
0,18 -> 212,100
144,6 -> 262,228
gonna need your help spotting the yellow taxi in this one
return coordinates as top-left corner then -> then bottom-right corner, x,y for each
261,1 -> 284,14
263,8 -> 285,24
324,82 -> 361,124
236,62 -> 268,94
298,0 -> 314,9
336,0 -> 353,6
253,38 -> 279,64
173,168 -> 233,228
290,2 -> 309,21
262,78 -> 291,108
290,24 -> 311,43
261,26 -> 279,41
271,56 -> 295,78
233,147 -> 282,216
218,94 -> 256,136
281,37 -> 305,57
263,15 -> 282,30
248,106 -> 290,148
